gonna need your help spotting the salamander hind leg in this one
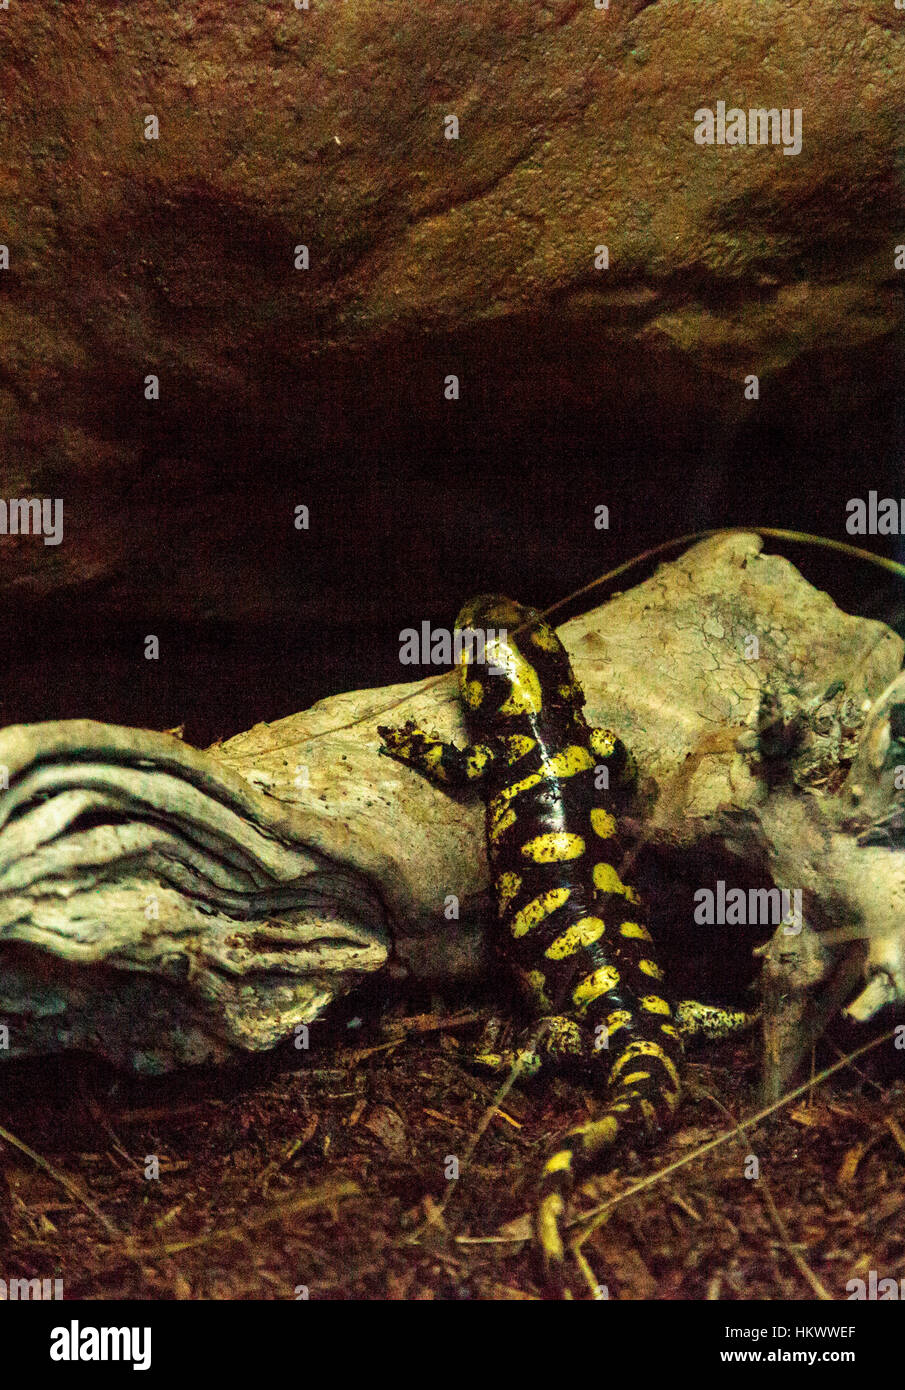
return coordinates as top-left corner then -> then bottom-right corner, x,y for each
676,998 -> 759,1042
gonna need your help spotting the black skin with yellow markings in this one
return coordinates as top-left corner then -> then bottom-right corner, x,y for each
378,596 -> 716,1294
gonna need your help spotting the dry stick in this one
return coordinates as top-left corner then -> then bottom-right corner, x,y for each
88,1180 -> 362,1279
884,1115 -> 905,1161
575,1244 -> 606,1299
345,1010 -> 485,1064
381,1009 -> 486,1037
571,1029 -> 897,1254
0,1121 -> 121,1239
540,526 -> 905,626
758,1179 -> 833,1301
827,1037 -> 886,1097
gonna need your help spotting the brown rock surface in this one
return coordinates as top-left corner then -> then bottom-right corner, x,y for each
0,0 -> 902,623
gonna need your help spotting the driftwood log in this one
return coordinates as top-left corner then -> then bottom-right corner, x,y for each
1,532 -> 903,1095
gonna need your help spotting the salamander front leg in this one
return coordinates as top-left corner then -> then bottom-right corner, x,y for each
378,719 -> 500,788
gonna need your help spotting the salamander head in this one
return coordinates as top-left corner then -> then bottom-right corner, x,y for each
453,594 -> 583,725
455,594 -> 540,635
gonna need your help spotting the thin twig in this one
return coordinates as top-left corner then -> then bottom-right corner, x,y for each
0,1122 -> 121,1239
758,1179 -> 832,1300
129,1179 -> 361,1258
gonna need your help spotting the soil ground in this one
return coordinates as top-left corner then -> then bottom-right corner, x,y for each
2,985 -> 902,1301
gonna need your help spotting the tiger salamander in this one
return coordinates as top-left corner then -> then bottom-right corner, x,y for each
379,595 -> 748,1294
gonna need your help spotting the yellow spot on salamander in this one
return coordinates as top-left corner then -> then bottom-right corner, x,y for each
620,1070 -> 652,1086
536,1192 -> 565,1265
638,958 -> 664,981
462,678 -> 484,709
496,870 -> 522,917
572,964 -> 621,1011
606,1009 -> 632,1036
530,623 -> 561,652
619,920 -> 652,941
489,807 -> 516,842
545,1017 -> 583,1054
483,637 -> 543,717
422,745 -> 448,780
548,745 -> 595,778
489,772 -> 543,826
609,1040 -> 680,1091
660,1023 -> 681,1040
510,887 -> 570,938
639,1097 -> 657,1127
641,995 -> 672,1016
578,1115 -> 620,1150
466,745 -> 492,777
589,728 -> 618,759
593,862 -> 642,903
520,831 -> 585,863
501,685 -> 542,718
543,1149 -> 573,1176
545,915 -> 605,959
505,734 -> 536,763
590,807 -> 617,838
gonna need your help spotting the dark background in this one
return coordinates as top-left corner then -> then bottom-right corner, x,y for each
3,319 -> 904,746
